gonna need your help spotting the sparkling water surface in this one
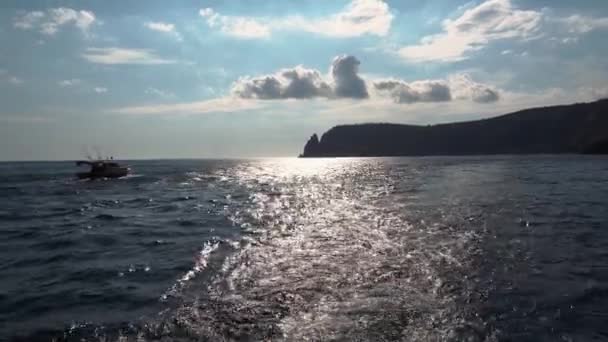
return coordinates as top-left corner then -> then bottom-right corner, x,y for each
1,156 -> 607,341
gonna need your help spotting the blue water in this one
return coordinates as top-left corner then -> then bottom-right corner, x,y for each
1,157 -> 607,341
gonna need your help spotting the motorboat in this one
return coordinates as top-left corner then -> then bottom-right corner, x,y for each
76,160 -> 130,179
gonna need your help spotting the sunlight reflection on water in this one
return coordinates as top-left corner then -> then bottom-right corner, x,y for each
159,157 -> 488,341
5,157 -> 608,341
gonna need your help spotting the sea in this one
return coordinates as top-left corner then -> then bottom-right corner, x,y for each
0,156 -> 607,341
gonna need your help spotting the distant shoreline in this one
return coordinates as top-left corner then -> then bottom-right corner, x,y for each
3,154 -> 608,164
300,99 -> 608,157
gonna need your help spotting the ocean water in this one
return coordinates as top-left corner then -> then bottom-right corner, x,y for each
1,156 -> 607,341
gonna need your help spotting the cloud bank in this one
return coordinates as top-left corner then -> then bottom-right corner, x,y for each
372,75 -> 500,104
231,55 -> 370,100
231,55 -> 499,104
373,80 -> 452,103
232,66 -> 332,99
199,0 -> 392,39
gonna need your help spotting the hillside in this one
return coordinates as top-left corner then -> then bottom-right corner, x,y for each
300,99 -> 608,157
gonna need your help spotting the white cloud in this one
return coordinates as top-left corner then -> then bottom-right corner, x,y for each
372,74 -> 499,104
373,79 -> 452,103
145,87 -> 176,99
448,74 -> 500,103
398,0 -> 608,63
232,66 -> 332,99
57,79 -> 108,93
557,15 -> 608,34
591,87 -> 608,100
199,8 -> 271,39
115,55 -> 501,118
58,79 -> 81,87
560,37 -> 579,44
331,55 -> 369,98
14,8 -> 95,36
145,21 -> 174,33
313,88 -> 590,124
113,97 -> 264,115
82,47 -> 177,65
111,86 -> 591,124
231,55 -> 368,100
13,11 -> 45,30
199,0 -> 393,39
399,0 -> 541,62
144,21 -> 182,40
279,0 -> 393,38
232,55 -> 498,104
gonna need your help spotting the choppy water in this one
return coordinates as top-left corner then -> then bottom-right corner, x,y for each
1,157 -> 608,341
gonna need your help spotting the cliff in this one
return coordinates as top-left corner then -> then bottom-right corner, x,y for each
300,99 -> 608,157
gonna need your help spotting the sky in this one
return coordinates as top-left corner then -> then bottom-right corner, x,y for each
1,0 -> 608,160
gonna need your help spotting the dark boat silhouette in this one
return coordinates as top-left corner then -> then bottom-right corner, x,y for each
76,160 -> 130,179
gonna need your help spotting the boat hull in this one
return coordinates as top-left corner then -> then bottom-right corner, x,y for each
77,167 -> 130,179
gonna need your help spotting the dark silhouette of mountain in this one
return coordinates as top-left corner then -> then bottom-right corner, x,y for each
583,139 -> 608,154
300,99 -> 608,157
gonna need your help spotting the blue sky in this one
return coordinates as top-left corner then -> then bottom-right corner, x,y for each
1,0 -> 607,160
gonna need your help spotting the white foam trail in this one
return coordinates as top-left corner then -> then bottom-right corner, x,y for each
161,240 -> 220,301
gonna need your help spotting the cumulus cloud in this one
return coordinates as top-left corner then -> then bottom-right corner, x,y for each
231,55 -> 496,104
94,87 -> 108,93
374,80 -> 451,103
200,0 -> 392,39
449,74 -> 500,103
107,54 -> 502,117
232,66 -> 332,99
331,55 -> 368,99
82,47 -> 177,65
231,55 -> 368,100
399,0 -> 541,62
373,74 -> 500,104
14,8 -> 95,36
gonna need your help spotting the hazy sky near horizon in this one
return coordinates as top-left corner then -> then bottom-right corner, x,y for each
1,0 -> 608,160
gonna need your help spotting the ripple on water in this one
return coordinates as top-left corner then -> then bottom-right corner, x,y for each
140,160 -> 490,341
2,157 -> 608,341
